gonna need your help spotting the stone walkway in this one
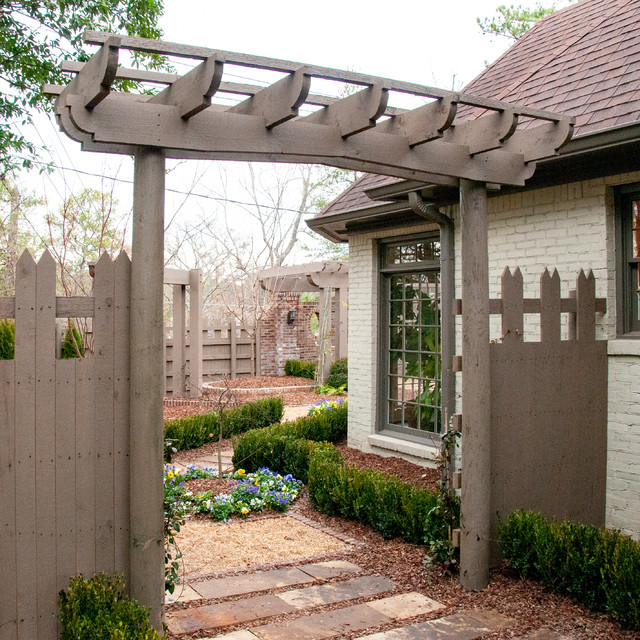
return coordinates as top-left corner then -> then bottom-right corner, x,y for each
166,559 -> 568,639
166,408 -> 571,640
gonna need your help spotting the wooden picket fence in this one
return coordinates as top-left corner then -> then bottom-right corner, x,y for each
485,268 -> 607,548
0,250 -> 131,640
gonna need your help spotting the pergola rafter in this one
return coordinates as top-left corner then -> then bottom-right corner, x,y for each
41,31 -> 576,627
45,31 -> 574,188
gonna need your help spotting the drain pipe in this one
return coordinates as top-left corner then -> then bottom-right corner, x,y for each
408,192 -> 455,434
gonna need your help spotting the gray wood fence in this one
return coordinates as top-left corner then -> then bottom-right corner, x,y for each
487,268 -> 607,552
164,323 -> 258,395
0,251 -> 131,640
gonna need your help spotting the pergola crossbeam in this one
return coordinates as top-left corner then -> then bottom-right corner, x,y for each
147,54 -> 224,119
228,67 -> 311,128
302,83 -> 389,138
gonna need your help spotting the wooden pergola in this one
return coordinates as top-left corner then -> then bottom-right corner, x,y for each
45,31 -> 574,627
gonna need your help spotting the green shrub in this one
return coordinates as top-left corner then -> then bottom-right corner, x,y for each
500,510 -> 640,629
327,357 -> 348,390
60,323 -> 84,358
0,319 -> 15,359
164,397 -> 283,453
232,402 -> 348,475
284,359 -> 316,379
308,448 -> 446,545
59,573 -> 162,639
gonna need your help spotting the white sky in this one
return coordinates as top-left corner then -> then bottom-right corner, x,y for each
17,0 -> 540,261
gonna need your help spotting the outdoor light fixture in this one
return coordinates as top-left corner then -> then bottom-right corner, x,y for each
287,309 -> 297,324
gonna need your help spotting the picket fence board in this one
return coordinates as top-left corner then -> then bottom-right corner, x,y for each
34,252 -> 58,638
14,251 -> 38,640
113,253 -> 131,578
0,359 -> 16,640
94,253 -> 116,572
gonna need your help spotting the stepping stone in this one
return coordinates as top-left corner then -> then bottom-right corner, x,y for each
166,594 -> 297,635
201,631 -> 260,640
165,584 -> 202,604
194,567 -> 316,599
355,609 -> 513,639
512,632 -> 571,640
366,592 -> 444,619
299,560 -> 363,579
278,575 -> 395,608
251,601 -> 391,640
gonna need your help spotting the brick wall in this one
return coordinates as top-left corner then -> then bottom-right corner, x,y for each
346,171 -> 640,537
259,291 -> 335,376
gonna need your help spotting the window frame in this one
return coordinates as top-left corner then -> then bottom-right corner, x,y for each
615,184 -> 640,336
377,232 -> 442,444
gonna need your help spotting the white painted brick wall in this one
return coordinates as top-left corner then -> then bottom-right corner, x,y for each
346,172 -> 640,535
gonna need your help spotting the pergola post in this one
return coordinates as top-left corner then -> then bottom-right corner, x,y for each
129,147 -> 165,628
459,179 -> 491,591
335,285 -> 348,360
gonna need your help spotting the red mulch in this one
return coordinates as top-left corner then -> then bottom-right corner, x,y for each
164,376 -> 344,420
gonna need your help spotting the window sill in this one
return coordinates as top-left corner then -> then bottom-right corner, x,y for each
368,431 -> 439,463
609,339 -> 640,356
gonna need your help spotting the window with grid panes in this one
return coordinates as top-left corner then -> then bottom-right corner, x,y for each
617,187 -> 640,334
380,235 -> 442,436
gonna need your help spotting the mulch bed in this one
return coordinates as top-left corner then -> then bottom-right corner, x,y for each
164,375 -> 345,420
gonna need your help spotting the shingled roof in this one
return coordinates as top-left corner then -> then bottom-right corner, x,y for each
460,0 -> 640,134
318,0 -> 640,218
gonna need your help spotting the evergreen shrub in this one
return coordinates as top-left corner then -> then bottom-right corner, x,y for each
284,359 -> 316,379
59,573 -> 162,639
308,449 -> 445,544
500,510 -> 640,629
60,323 -> 84,358
231,402 -> 348,475
164,396 -> 283,453
0,319 -> 15,359
327,357 -> 348,390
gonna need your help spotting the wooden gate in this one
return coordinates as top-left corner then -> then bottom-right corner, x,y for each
488,267 -> 607,548
0,251 -> 131,639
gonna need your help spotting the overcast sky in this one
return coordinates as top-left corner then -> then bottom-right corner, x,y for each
19,0 -> 547,257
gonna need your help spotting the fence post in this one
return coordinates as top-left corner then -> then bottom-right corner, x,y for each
188,269 -> 202,397
229,320 -> 237,379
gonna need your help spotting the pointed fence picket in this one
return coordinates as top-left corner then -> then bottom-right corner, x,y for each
0,250 -> 131,640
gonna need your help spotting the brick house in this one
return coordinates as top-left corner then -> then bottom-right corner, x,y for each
308,0 -> 640,539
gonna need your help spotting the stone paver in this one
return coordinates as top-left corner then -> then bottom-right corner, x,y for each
194,567 -> 316,600
355,609 -> 513,640
201,631 -> 260,640
251,601 -> 391,640
166,594 -> 297,635
366,592 -> 444,619
299,559 -> 363,579
165,584 -> 202,604
277,575 -> 394,608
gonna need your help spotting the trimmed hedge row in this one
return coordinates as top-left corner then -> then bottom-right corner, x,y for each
327,357 -> 348,390
284,359 -> 316,379
500,510 -> 640,629
164,397 -> 283,451
231,402 -> 347,482
308,445 -> 446,544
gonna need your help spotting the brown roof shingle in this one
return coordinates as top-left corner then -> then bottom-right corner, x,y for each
459,0 -> 640,135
